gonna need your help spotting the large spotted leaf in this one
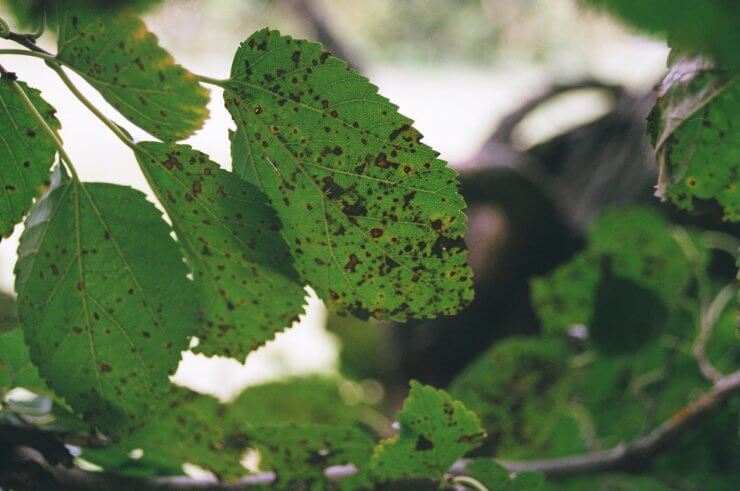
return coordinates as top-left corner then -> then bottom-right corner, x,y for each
225,29 -> 473,321
0,78 -> 61,238
649,58 -> 739,221
55,6 -> 209,142
15,176 -> 198,432
134,142 -> 306,360
360,382 -> 485,483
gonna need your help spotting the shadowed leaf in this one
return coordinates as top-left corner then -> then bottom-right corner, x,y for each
134,142 -> 306,360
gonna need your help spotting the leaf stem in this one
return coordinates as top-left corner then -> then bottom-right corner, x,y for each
194,73 -> 230,88
46,62 -> 137,151
451,475 -> 489,491
8,77 -> 80,181
0,48 -> 55,62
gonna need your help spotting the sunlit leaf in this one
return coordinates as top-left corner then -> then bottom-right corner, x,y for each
134,142 -> 306,359
0,78 -> 60,238
649,58 -> 739,221
225,29 -> 473,321
15,175 -> 198,432
55,6 -> 209,141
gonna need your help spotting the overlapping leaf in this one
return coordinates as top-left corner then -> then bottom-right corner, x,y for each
0,78 -> 61,238
15,175 -> 198,431
55,6 -> 209,141
83,379 -> 375,482
649,59 -> 739,221
532,207 -> 701,338
0,328 -> 48,396
225,29 -> 473,321
584,0 -> 740,69
361,382 -> 485,483
134,142 -> 306,359
449,337 -> 583,459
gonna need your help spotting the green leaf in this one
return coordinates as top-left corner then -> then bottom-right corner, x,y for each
448,337 -> 583,459
0,328 -> 48,396
225,28 -> 473,321
55,7 -> 209,142
584,0 -> 740,69
134,142 -> 306,359
0,78 -> 61,238
463,459 -> 511,489
649,59 -> 739,221
532,207 -> 700,335
84,382 -> 375,482
15,176 -> 198,432
363,381 -> 485,482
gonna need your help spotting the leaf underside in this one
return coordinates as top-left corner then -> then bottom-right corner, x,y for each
225,28 -> 473,322
15,177 -> 197,432
0,79 -> 61,238
135,142 -> 306,360
55,6 -> 209,142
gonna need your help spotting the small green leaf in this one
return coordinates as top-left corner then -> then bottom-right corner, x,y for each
225,28 -> 473,321
584,0 -> 740,68
15,177 -> 198,431
463,459 -> 511,488
0,328 -> 48,396
134,142 -> 306,359
0,78 -> 61,238
649,59 -> 739,221
55,7 -> 209,142
364,381 -> 485,482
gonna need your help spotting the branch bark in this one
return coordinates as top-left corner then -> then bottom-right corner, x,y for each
2,371 -> 737,490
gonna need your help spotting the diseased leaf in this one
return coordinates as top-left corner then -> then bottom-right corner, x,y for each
15,176 -> 198,432
55,7 -> 209,142
225,28 -> 473,321
649,58 -> 739,221
532,207 -> 701,335
362,381 -> 485,483
0,78 -> 61,238
134,142 -> 306,359
0,328 -> 48,396
584,0 -> 740,68
244,425 -> 374,488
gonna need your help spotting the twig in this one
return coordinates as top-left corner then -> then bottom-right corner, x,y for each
452,370 -> 740,479
2,371 -> 737,489
693,283 -> 735,382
